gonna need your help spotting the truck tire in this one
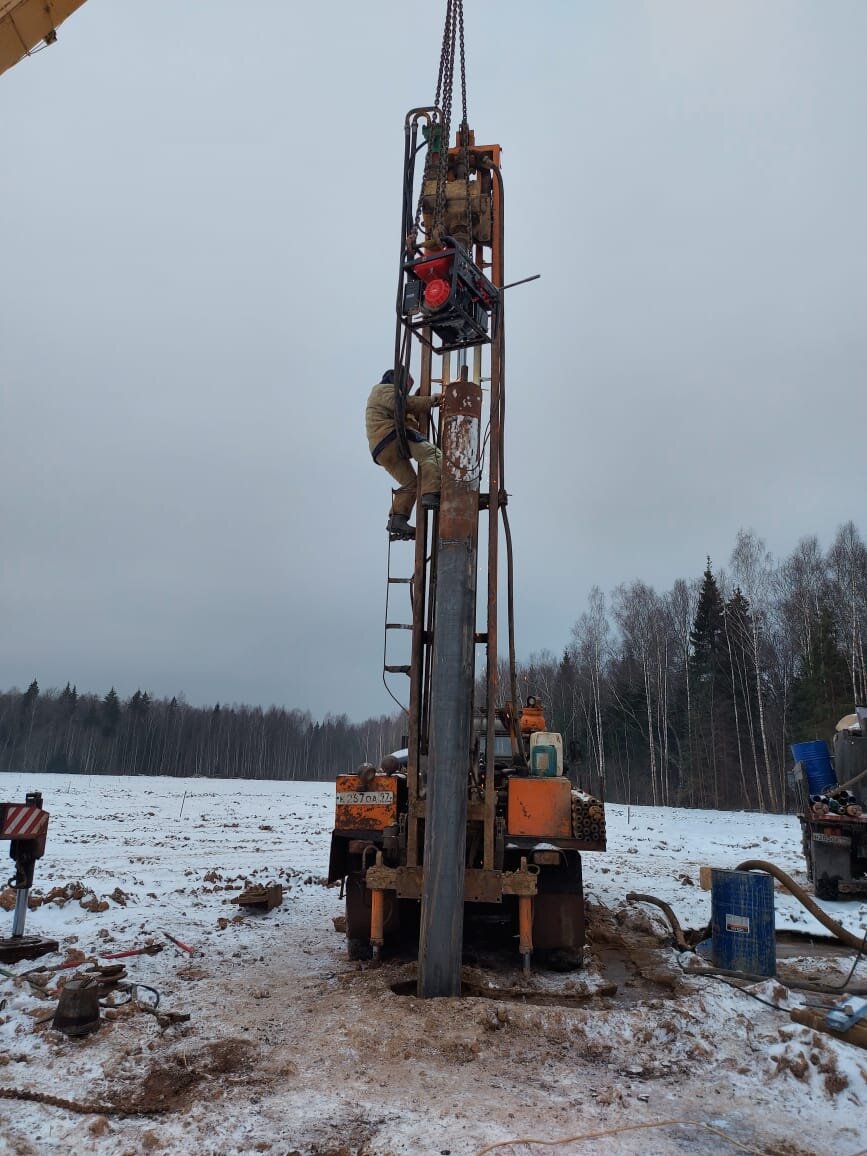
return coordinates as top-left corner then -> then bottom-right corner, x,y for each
532,853 -> 586,969
347,937 -> 373,961
815,874 -> 839,901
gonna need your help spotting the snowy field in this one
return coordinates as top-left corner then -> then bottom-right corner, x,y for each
1,772 -> 866,1156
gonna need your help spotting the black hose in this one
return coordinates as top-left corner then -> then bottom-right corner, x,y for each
681,961 -> 867,997
392,119 -> 418,461
489,163 -> 525,765
626,892 -> 690,951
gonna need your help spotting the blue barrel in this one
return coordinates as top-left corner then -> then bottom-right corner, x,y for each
711,869 -> 776,976
791,739 -> 836,794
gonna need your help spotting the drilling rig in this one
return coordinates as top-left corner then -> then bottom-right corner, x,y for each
328,1 -> 607,997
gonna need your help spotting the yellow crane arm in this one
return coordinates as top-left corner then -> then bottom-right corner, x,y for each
0,0 -> 87,78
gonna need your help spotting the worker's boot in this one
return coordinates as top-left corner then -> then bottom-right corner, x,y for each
386,513 -> 415,540
421,492 -> 440,511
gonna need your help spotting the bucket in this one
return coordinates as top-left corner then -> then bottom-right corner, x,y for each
710,869 -> 775,977
791,739 -> 836,794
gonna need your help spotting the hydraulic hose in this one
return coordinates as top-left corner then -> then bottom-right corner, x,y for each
833,761 -> 867,795
490,163 -> 526,766
734,860 -> 865,952
626,892 -> 690,951
630,861 -> 867,953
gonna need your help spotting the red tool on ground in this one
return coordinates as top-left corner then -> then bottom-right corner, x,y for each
162,930 -> 195,955
100,943 -> 164,960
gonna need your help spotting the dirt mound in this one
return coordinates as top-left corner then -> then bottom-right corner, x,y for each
103,1037 -> 258,1114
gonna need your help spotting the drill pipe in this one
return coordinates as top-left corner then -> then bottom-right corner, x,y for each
418,372 -> 482,999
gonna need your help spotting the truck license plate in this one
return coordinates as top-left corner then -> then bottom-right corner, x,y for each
336,791 -> 393,806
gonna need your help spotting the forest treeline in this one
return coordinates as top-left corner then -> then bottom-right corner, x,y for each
524,523 -> 866,812
0,522 -> 864,812
0,686 -> 404,784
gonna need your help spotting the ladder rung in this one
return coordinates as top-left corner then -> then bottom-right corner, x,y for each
387,577 -> 412,584
385,623 -> 413,630
384,664 -> 412,675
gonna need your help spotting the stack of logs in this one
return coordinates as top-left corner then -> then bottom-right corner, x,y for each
571,790 -> 606,844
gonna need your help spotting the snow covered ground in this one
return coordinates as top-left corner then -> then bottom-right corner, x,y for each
0,772 -> 866,1155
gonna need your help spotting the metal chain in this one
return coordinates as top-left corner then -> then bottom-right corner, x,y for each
433,4 -> 457,245
0,1085 -> 167,1116
414,0 -> 454,244
458,0 -> 468,127
413,1 -> 471,249
434,0 -> 452,109
457,0 -> 472,247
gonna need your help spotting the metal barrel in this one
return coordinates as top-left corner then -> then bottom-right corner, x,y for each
791,739 -> 837,795
418,371 -> 482,999
710,868 -> 776,977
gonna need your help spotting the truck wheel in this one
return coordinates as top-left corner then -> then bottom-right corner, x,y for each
802,831 -> 814,881
536,947 -> 584,972
347,937 -> 373,961
815,874 -> 839,901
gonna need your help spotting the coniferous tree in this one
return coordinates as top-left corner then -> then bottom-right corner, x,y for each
689,561 -> 724,681
688,561 -> 726,805
101,687 -> 121,738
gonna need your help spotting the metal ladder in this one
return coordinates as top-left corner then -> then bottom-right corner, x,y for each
382,504 -> 440,717
382,528 -> 415,708
381,375 -> 442,718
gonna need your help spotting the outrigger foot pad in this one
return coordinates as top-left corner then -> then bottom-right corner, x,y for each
387,514 -> 416,540
0,935 -> 59,964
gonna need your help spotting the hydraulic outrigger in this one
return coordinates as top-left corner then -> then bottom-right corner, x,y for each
329,0 -> 605,997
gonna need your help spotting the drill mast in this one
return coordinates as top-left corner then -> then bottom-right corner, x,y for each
383,1 -> 517,995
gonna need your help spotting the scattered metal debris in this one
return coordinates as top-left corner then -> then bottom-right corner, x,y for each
52,976 -> 101,1037
231,882 -> 283,911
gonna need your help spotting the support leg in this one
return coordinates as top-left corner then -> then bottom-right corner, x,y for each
11,888 -> 29,938
518,894 -> 533,977
370,888 -> 385,964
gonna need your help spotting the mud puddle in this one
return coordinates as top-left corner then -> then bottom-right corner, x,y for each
389,977 -> 617,1005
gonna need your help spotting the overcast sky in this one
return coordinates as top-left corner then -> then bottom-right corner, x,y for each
2,1 -> 865,720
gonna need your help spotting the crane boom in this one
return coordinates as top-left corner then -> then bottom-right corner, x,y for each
0,0 -> 87,78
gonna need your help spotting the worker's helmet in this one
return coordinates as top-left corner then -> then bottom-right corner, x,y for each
381,369 -> 395,384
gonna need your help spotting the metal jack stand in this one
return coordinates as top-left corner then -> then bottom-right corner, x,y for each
0,791 -> 58,964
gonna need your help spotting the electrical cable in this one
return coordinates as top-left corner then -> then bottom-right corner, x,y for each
837,927 -> 867,988
677,964 -> 789,1013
